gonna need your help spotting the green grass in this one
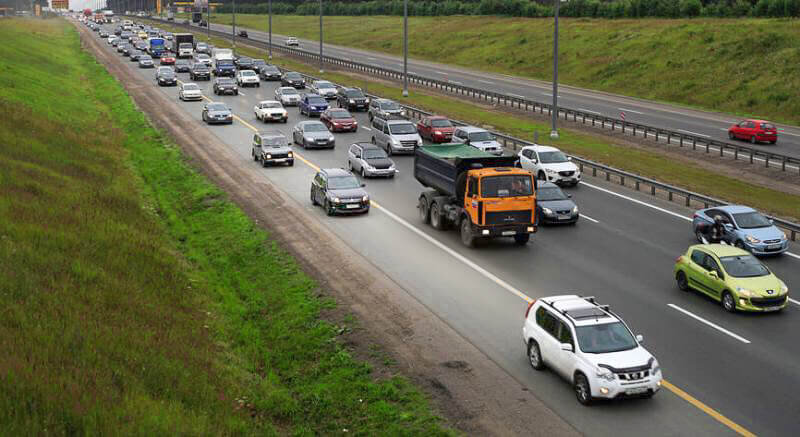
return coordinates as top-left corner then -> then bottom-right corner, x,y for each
197,13 -> 800,125
0,18 -> 452,435
146,18 -> 800,222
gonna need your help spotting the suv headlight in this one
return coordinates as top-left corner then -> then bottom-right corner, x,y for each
332,197 -> 341,203
349,99 -> 355,104
545,168 -> 556,174
596,368 -> 615,381
362,195 -> 369,202
265,154 -> 272,159
287,152 -> 293,158
328,136 -> 335,142
736,287 -> 755,298
651,359 -> 661,375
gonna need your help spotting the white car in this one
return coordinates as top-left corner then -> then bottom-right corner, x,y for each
254,100 -> 288,123
274,86 -> 301,106
310,80 -> 337,99
522,295 -> 662,405
451,126 -> 503,156
518,145 -> 581,186
236,70 -> 260,88
178,82 -> 203,101
193,53 -> 212,66
285,37 -> 300,47
107,35 -> 118,44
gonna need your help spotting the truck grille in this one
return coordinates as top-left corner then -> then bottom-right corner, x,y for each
750,296 -> 786,307
485,210 -> 532,226
400,140 -> 418,148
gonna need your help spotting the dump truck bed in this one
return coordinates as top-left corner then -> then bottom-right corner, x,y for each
414,144 -> 518,198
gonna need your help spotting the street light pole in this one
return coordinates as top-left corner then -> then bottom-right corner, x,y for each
206,0 -> 210,42
318,0 -> 323,73
402,0 -> 408,97
550,0 -> 561,139
232,0 -> 236,52
268,0 -> 272,60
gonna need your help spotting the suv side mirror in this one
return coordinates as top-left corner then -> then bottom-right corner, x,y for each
560,343 -> 573,352
531,158 -> 538,164
635,334 -> 644,343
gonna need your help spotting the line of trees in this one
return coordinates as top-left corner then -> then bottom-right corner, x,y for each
216,0 -> 800,18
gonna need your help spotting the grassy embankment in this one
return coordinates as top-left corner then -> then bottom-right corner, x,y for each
199,13 -> 800,126
148,18 -> 800,221
0,18 -> 452,435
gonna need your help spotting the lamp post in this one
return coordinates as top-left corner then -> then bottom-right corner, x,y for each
318,0 -> 323,73
268,0 -> 272,60
550,0 -> 562,140
206,0 -> 210,42
402,0 -> 408,97
232,0 -> 236,52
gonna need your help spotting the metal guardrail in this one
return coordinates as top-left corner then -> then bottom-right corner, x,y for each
142,16 -> 800,241
151,17 -> 800,175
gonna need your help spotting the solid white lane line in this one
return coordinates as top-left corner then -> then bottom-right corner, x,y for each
580,214 -> 599,223
510,93 -> 526,99
785,252 -> 800,260
435,70 -> 447,74
450,80 -> 463,85
789,298 -> 800,307
581,182 -> 692,222
619,107 -> 644,115
678,129 -> 710,138
477,79 -> 494,84
668,304 -> 751,344
409,71 -> 418,75
578,108 -> 602,115
238,91 -> 246,96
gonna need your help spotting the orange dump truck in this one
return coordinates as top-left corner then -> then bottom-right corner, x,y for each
415,144 -> 537,247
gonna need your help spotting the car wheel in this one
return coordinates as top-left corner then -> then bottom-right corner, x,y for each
574,373 -> 593,406
361,167 -> 367,179
252,149 -> 258,161
514,233 -> 530,245
695,228 -> 706,243
750,135 -> 757,144
722,291 -> 736,313
324,199 -> 335,216
262,158 -> 268,168
527,340 -> 544,370
371,137 -> 376,145
418,196 -> 430,224
310,188 -> 318,205
460,218 -> 476,248
728,131 -> 735,140
676,271 -> 689,292
538,171 -> 546,182
431,203 -> 445,230
734,240 -> 746,250
770,139 -> 777,145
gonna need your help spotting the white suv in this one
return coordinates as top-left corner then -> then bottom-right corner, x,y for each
236,70 -> 260,88
522,295 -> 662,405
451,126 -> 503,156
518,145 -> 580,186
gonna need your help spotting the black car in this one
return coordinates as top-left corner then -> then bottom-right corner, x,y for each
535,182 -> 579,225
122,45 -> 134,56
129,50 -> 143,61
259,64 -> 282,81
134,41 -> 147,51
189,63 -> 211,80
251,59 -> 267,74
310,168 -> 370,216
99,30 -> 109,38
281,71 -> 305,89
336,87 -> 369,111
174,59 -> 191,73
155,67 -> 177,86
199,20 -> 207,27
238,30 -> 248,38
234,56 -> 254,70
202,102 -> 233,124
213,77 -> 239,95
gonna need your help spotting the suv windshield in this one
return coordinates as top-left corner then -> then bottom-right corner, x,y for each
537,186 -> 568,201
468,131 -> 495,142
279,87 -> 296,94
345,90 -> 364,98
183,84 -> 199,90
719,255 -> 770,278
308,97 -> 326,105
480,175 -> 533,197
264,102 -> 282,108
241,71 -> 256,76
431,119 -> 452,127
261,137 -> 286,147
576,322 -> 637,354
285,72 -> 302,79
316,82 -> 334,88
389,123 -> 416,135
538,151 -> 569,164
380,101 -> 400,110
733,212 -> 771,229
363,148 -> 387,159
328,176 -> 360,190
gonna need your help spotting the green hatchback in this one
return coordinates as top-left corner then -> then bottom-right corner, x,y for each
674,244 -> 789,312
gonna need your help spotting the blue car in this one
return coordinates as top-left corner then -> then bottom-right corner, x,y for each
299,94 -> 329,117
692,205 -> 789,255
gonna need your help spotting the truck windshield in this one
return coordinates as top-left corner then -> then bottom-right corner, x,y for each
481,175 -> 533,198
179,43 -> 192,48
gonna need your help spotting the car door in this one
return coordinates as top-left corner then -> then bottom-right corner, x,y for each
686,249 -> 709,292
316,173 -> 328,204
554,320 -> 577,379
537,308 -> 561,371
252,134 -> 262,158
417,118 -> 429,139
518,148 -> 534,170
382,123 -> 391,149
698,253 -> 726,299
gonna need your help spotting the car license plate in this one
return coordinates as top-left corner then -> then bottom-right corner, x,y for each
345,204 -> 359,209
558,215 -> 571,221
272,158 -> 286,163
768,244 -> 781,250
626,387 -> 648,395
501,230 -> 516,236
765,306 -> 782,312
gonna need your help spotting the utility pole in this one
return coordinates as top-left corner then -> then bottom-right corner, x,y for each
232,0 -> 236,52
318,0 -> 323,73
550,0 -> 561,139
268,0 -> 272,60
402,0 -> 408,97
206,0 -> 210,42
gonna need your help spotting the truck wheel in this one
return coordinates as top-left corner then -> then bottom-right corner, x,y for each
514,233 -> 530,245
460,219 -> 476,248
430,202 -> 445,230
262,158 -> 268,168
418,197 -> 430,224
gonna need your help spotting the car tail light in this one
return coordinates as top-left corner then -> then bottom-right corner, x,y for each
524,299 -> 536,318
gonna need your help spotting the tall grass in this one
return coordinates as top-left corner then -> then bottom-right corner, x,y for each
0,18 -> 451,435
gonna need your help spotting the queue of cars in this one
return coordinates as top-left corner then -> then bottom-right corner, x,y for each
90,18 -> 793,406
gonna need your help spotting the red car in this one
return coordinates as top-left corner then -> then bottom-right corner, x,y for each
728,119 -> 778,144
417,115 -> 455,143
320,108 -> 357,132
160,56 -> 176,65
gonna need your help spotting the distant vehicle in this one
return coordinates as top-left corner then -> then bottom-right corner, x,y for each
213,77 -> 239,95
234,56 -> 254,70
164,32 -> 173,41
160,55 -> 176,65
415,144 -> 537,246
174,33 -> 194,58
193,53 -> 212,66
310,168 -> 370,216
347,143 -> 396,179
274,86 -> 301,106
192,12 -> 202,23
155,67 -> 177,86
370,117 -> 421,156
292,121 -> 335,149
692,205 -> 789,255
320,108 -> 357,133
116,43 -> 130,54
122,45 -> 133,57
368,98 -> 403,121
138,55 -> 154,68
254,100 -> 288,123
189,63 -> 211,80
174,59 -> 191,73
522,295 -> 661,404
535,182 -> 579,225
238,30 -> 248,38
309,80 -> 337,99
195,42 -> 211,54
147,37 -> 166,58
251,59 -> 268,74
129,50 -> 144,61
99,30 -> 109,38
202,102 -> 233,124
299,94 -> 329,117
252,131 -> 293,167
517,145 -> 580,186
167,12 -> 174,21
451,126 -> 503,156
417,115 -> 455,143
286,37 -> 300,47
178,82 -> 203,101
198,20 -> 207,27
336,87 -> 368,111
258,64 -> 282,81
728,119 -> 777,144
236,70 -> 260,88
281,71 -> 305,88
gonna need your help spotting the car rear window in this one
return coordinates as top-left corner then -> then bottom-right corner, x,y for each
761,123 -> 776,130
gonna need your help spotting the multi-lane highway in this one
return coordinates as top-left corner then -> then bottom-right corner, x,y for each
90,21 -> 800,436
176,18 -> 800,158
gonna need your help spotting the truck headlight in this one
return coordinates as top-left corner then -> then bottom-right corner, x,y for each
266,154 -> 272,159
434,130 -> 442,135
287,152 -> 293,158
745,235 -> 760,244
349,99 -> 355,104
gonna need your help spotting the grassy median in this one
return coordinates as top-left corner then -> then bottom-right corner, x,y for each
0,18 -> 452,435
145,18 -> 800,222
194,13 -> 800,125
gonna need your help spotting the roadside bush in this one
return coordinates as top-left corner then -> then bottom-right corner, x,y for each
680,0 -> 702,17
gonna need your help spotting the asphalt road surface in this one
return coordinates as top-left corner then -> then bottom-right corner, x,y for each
175,17 -> 800,159
92,22 -> 800,437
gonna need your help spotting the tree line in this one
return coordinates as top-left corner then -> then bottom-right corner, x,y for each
215,0 -> 800,18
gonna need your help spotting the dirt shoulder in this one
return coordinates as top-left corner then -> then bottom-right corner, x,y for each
74,22 -> 579,437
